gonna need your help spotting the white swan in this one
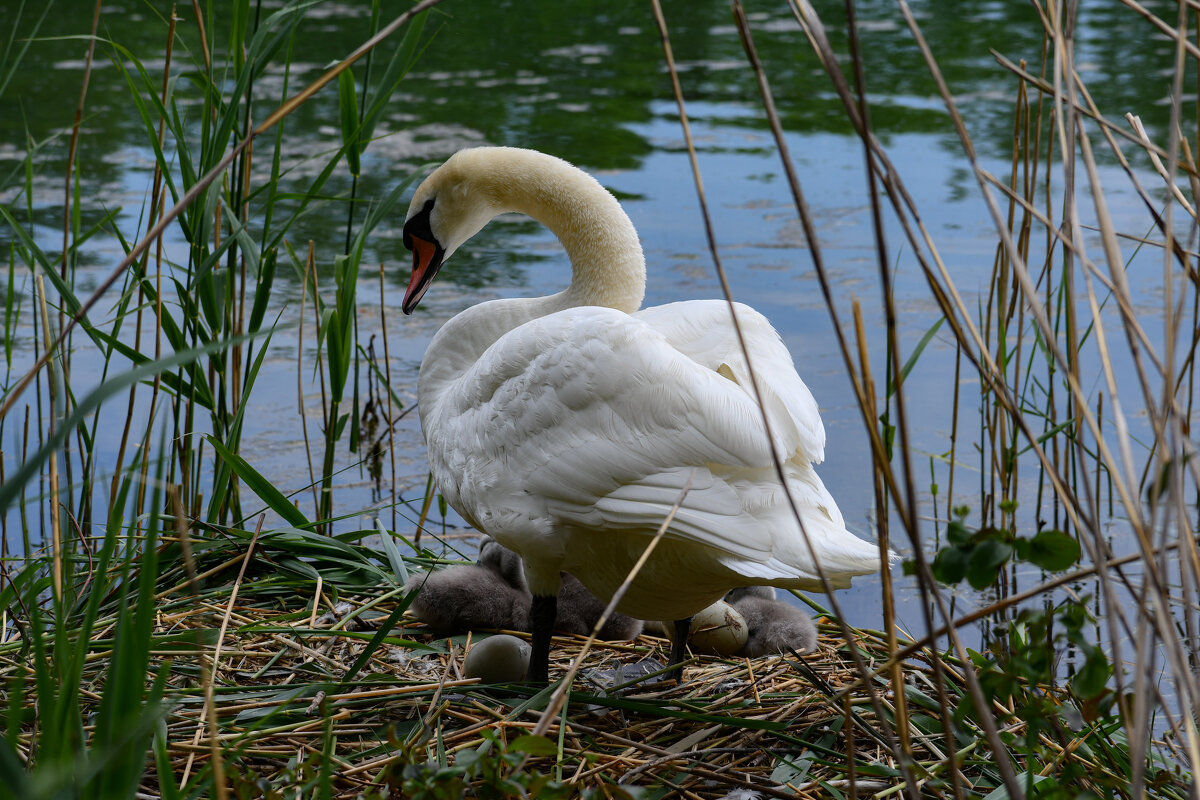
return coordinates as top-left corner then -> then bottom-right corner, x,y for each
401,146 -> 885,682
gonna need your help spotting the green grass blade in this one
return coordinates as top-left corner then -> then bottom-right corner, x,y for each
340,591 -> 419,684
0,0 -> 55,101
375,518 -> 410,585
338,70 -> 361,177
206,435 -> 311,528
359,12 -> 432,145
0,335 -> 250,513
887,316 -> 944,398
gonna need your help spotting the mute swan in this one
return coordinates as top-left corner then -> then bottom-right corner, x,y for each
401,146 -> 885,682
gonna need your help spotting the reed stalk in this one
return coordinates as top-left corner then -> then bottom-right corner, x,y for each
2,0 -> 1199,796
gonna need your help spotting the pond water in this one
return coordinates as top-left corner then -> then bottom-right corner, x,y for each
0,0 -> 1191,634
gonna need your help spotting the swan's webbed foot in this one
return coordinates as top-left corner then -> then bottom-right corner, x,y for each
528,594 -> 557,684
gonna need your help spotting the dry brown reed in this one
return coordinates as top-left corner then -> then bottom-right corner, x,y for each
0,589 -> 1128,798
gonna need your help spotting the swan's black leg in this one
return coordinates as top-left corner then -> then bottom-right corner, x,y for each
667,617 -> 692,680
528,594 -> 557,684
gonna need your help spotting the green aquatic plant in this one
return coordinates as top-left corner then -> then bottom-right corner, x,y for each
0,450 -> 171,800
926,506 -> 1082,591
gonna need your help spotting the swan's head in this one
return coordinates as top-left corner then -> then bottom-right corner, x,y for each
401,146 -> 645,315
401,150 -> 501,314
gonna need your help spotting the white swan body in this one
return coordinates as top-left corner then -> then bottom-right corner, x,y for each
401,147 -> 884,677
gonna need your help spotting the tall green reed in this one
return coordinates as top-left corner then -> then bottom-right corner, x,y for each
1,0 -> 437,541
0,440 -> 171,800
0,0 -> 442,793
751,0 -> 1200,796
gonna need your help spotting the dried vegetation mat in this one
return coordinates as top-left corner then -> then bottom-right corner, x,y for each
1,580 -> 1119,798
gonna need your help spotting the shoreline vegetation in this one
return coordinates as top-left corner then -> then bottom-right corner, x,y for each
2,537 -> 1146,799
1,0 -> 1198,797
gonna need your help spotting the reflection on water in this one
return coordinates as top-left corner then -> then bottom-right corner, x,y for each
0,0 -> 1191,633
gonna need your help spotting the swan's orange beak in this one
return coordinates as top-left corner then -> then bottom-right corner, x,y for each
401,198 -> 444,315
403,234 -> 443,315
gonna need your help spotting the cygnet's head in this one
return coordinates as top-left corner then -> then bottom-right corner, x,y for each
724,586 -> 776,603
476,535 -> 528,591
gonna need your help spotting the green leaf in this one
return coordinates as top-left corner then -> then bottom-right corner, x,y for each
966,538 -> 1013,590
887,316 -> 944,398
1026,529 -> 1081,572
0,735 -> 31,798
207,436 -> 311,528
338,70 -> 361,176
880,418 -> 895,461
376,520 -> 409,585
1072,645 -> 1111,699
932,545 -> 970,585
326,308 -> 348,401
341,590 -> 420,685
248,248 -> 278,334
980,772 -> 1052,800
1058,600 -> 1090,633
769,754 -> 812,785
508,734 -> 559,756
276,556 -> 322,581
221,202 -> 261,277
359,11 -> 431,145
0,1 -> 54,103
946,518 -> 972,546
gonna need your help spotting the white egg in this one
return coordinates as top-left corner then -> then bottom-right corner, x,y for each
463,634 -> 531,683
665,600 -> 749,656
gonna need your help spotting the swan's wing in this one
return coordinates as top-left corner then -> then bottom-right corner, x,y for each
634,300 -> 826,463
429,307 -> 793,564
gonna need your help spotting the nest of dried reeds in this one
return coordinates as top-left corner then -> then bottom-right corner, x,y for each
0,579 -> 1072,799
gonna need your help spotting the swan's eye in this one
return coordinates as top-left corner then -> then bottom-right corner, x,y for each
403,198 -> 437,251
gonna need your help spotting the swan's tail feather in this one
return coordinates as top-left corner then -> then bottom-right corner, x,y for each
718,541 -> 889,593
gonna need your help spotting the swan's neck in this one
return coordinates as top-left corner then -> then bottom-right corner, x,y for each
419,149 -> 647,418
454,147 -> 645,316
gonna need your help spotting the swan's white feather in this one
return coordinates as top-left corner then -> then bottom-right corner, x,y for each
423,304 -> 879,603
404,146 -> 886,621
633,300 -> 826,463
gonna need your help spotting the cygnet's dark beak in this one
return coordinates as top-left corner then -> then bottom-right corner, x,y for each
401,199 -> 444,315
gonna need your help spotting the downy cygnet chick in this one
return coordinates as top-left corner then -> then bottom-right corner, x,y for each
727,592 -> 818,656
724,586 -> 777,603
478,537 -> 643,640
403,563 -> 529,634
659,585 -> 817,657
